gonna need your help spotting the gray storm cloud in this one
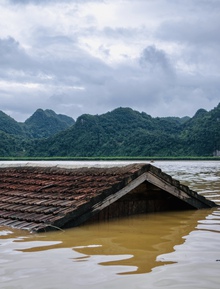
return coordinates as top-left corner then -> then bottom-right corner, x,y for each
0,0 -> 219,121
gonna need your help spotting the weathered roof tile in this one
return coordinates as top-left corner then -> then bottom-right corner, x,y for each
0,164 -> 218,232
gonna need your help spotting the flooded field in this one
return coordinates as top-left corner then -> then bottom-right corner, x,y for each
0,160 -> 220,289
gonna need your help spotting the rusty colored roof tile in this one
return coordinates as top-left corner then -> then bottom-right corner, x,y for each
0,163 -> 217,232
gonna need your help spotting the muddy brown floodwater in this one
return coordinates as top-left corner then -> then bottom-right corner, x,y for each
0,160 -> 220,289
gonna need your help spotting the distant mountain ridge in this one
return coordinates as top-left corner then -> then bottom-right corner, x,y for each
23,109 -> 75,138
0,110 -> 24,136
0,109 -> 75,139
0,104 -> 219,157
0,109 -> 75,156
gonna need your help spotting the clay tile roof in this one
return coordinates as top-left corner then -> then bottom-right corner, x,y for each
0,164 -> 147,232
0,164 -> 217,232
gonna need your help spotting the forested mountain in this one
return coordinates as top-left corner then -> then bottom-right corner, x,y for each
0,109 -> 75,157
0,104 -> 220,158
0,111 -> 25,136
28,104 -> 220,157
180,105 -> 220,156
23,109 -> 75,138
0,131 -> 23,157
30,107 -> 185,157
0,109 -> 74,138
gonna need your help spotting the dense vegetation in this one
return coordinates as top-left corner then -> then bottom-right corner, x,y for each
0,109 -> 74,157
23,109 -> 75,139
0,104 -> 220,158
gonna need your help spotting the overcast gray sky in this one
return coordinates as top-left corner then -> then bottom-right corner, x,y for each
1,0 -> 219,121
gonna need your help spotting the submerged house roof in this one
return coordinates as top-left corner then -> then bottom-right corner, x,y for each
0,164 -> 217,233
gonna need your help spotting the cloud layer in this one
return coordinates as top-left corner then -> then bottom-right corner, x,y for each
1,0 -> 220,121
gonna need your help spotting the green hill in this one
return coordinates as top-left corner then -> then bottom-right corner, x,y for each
180,104 -> 220,156
0,131 -> 24,157
1,104 -> 219,158
0,108 -> 75,140
23,109 -> 75,138
28,107 -> 192,157
0,109 -> 75,157
0,110 -> 25,136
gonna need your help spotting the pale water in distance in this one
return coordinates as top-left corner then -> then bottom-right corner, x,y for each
0,160 -> 220,289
